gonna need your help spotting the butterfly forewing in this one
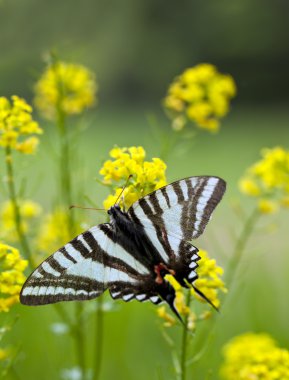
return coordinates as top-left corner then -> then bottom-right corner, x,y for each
20,224 -> 152,305
128,176 -> 226,246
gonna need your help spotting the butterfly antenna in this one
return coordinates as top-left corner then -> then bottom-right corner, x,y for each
114,175 -> 133,206
192,285 -> 219,312
69,205 -> 106,211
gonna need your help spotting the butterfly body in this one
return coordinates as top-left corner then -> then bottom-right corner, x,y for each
20,176 -> 226,318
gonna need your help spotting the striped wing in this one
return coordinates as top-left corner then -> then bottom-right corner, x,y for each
20,224 -> 159,306
128,176 -> 226,256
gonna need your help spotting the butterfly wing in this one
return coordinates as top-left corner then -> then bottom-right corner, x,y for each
127,176 -> 225,282
128,176 -> 226,242
20,223 -> 159,306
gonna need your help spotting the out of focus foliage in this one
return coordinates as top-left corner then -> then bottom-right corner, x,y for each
0,0 -> 289,104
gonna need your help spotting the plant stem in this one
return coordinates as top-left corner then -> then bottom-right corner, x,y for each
93,296 -> 104,380
225,207 -> 259,287
5,146 -> 34,267
56,103 -> 86,379
75,303 -> 86,378
180,291 -> 191,380
56,108 -> 75,231
189,208 -> 260,369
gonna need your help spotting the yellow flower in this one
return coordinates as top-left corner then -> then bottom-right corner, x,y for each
239,146 -> 289,213
99,146 -> 167,210
34,61 -> 97,119
164,63 -> 236,132
1,200 -> 42,242
239,178 -> 261,196
258,199 -> 278,214
0,96 -> 42,154
157,306 -> 176,327
0,348 -> 9,361
0,242 -> 28,312
191,249 -> 226,309
221,332 -> 289,380
36,208 -> 83,257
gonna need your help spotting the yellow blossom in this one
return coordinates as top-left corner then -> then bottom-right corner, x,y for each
0,96 -> 42,154
157,306 -> 176,327
191,249 -> 226,309
258,199 -> 278,214
99,146 -> 167,210
239,146 -> 289,213
0,348 -> 9,361
164,63 -> 236,132
221,332 -> 289,380
34,61 -> 97,119
1,200 -> 42,242
0,242 -> 28,312
239,178 -> 261,196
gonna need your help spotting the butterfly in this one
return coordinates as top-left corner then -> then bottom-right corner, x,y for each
20,176 -> 226,320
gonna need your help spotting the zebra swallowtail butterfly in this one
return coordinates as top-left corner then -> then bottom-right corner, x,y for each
20,176 -> 226,319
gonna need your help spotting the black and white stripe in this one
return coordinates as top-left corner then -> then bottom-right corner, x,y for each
20,175 -> 225,311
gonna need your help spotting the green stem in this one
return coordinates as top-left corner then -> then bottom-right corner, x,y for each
74,303 -> 86,378
93,296 -> 104,380
8,366 -> 21,380
160,129 -> 179,162
5,146 -> 34,267
180,291 -> 191,380
189,208 -> 260,369
56,101 -> 86,378
225,207 -> 259,287
56,108 -> 74,228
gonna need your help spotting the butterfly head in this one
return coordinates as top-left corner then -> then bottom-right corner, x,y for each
107,204 -> 121,216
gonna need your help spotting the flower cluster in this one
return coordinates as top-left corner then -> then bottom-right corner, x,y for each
239,146 -> 289,214
221,332 -> 289,379
0,96 -> 42,154
157,249 -> 226,329
164,63 -> 236,132
1,200 -> 42,242
99,146 -> 167,210
192,249 -> 226,309
34,61 -> 97,119
0,242 -> 28,312
36,208 -> 83,256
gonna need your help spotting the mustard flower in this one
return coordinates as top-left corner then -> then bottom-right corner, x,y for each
0,242 -> 28,312
0,348 -> 9,361
36,208 -> 83,255
164,63 -> 236,132
239,146 -> 289,214
192,249 -> 227,309
0,96 -> 42,153
34,61 -> 97,119
157,249 -> 226,329
221,332 -> 289,380
99,146 -> 167,210
1,200 -> 42,242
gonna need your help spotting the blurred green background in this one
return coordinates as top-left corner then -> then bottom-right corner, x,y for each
1,1 -> 289,379
1,0 -> 289,106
